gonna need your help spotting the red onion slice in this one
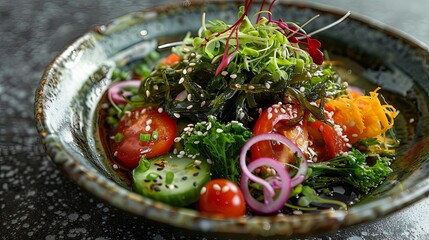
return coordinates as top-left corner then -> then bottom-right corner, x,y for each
239,133 -> 309,214
240,157 -> 291,214
108,80 -> 141,105
240,133 -> 308,188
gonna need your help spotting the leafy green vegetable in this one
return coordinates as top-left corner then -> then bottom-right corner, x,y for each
180,115 -> 253,183
307,149 -> 393,193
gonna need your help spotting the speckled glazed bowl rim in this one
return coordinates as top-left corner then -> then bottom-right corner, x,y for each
35,0 -> 429,237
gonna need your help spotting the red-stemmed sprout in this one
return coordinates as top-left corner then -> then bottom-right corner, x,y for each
207,0 -> 350,75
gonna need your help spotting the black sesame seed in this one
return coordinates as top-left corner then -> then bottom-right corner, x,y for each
154,186 -> 161,192
174,185 -> 179,188
182,176 -> 188,181
195,165 -> 201,170
193,172 -> 199,177
157,167 -> 163,171
193,181 -> 197,187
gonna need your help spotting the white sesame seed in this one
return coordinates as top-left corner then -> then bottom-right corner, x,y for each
351,133 -> 358,138
187,94 -> 192,101
222,186 -> 230,193
200,187 -> 207,195
213,184 -> 221,191
146,119 -> 152,125
157,107 -> 163,113
221,71 -> 228,76
299,86 -> 305,92
173,113 -> 181,118
145,125 -> 151,131
189,62 -> 196,66
216,128 -> 223,133
268,112 -> 273,120
346,143 -> 352,148
349,121 -> 356,127
183,69 -> 187,74
265,82 -> 271,89
153,85 -> 159,90
409,118 -> 415,123
319,125 -> 324,132
194,140 -> 200,144
248,85 -> 255,90
230,74 -> 237,79
179,77 -> 185,84
207,159 -> 213,164
239,112 -> 245,119
194,160 -> 201,165
112,164 -> 118,170
174,137 -> 182,143
146,90 -> 151,97
179,151 -> 185,155
187,105 -> 193,109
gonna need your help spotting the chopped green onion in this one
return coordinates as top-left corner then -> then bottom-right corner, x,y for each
140,133 -> 151,142
152,131 -> 159,141
308,114 -> 316,123
146,172 -> 159,181
114,133 -> 124,142
165,171 -> 174,185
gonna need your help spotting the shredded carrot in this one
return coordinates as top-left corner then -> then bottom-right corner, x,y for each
161,53 -> 181,66
325,87 -> 397,144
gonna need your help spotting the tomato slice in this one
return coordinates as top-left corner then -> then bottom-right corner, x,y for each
198,179 -> 246,218
251,104 -> 308,163
307,119 -> 349,161
113,107 -> 177,169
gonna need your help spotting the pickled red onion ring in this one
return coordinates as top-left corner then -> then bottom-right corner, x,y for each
240,157 -> 291,214
108,80 -> 140,105
239,133 -> 308,214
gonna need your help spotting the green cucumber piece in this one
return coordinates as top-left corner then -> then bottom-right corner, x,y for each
133,154 -> 211,207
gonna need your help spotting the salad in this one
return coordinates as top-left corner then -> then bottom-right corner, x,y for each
100,0 -> 398,217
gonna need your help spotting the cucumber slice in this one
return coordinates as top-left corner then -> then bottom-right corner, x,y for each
133,153 -> 211,207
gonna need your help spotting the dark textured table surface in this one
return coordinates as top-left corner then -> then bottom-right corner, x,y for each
1,0 -> 429,239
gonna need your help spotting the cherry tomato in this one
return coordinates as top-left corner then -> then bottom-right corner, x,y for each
198,179 -> 246,218
251,104 -> 308,164
113,107 -> 177,169
307,119 -> 349,161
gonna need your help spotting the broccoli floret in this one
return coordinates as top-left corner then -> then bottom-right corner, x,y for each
181,116 -> 253,184
307,149 -> 393,193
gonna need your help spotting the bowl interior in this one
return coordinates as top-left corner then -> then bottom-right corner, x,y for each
35,1 -> 429,236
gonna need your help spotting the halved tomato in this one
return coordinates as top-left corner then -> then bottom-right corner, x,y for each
113,107 -> 177,169
307,119 -> 349,161
251,104 -> 308,164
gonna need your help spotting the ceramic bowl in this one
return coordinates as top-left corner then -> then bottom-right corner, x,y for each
35,1 -> 429,237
